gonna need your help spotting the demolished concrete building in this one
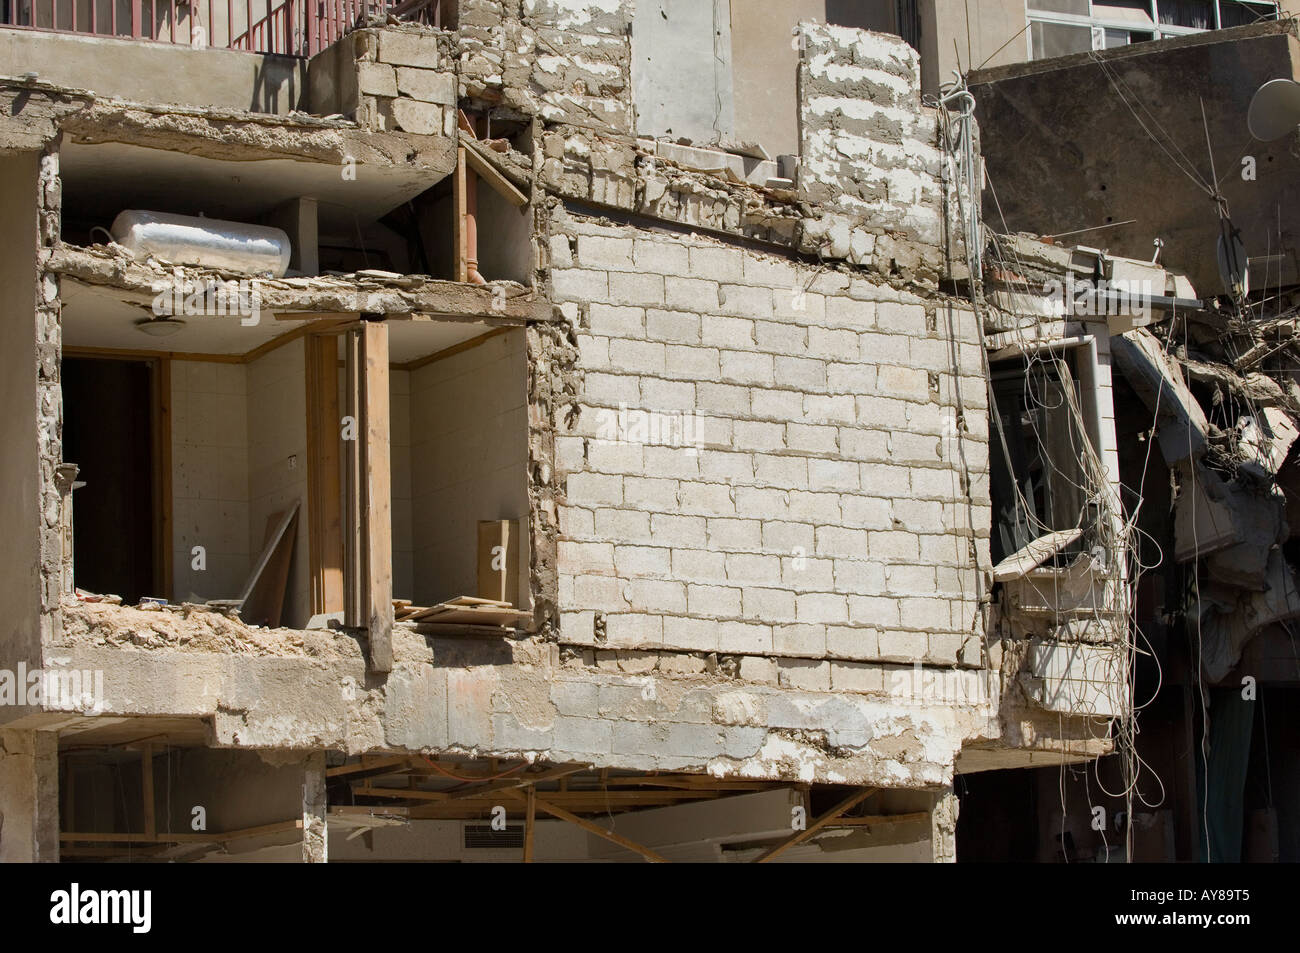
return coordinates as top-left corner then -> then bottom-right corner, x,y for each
964,19 -> 1300,863
0,2 -> 1148,863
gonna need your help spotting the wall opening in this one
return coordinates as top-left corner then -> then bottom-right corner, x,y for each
63,356 -> 160,604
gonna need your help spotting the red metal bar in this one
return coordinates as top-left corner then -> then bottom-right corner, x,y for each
91,0 -> 97,34
168,0 -> 174,42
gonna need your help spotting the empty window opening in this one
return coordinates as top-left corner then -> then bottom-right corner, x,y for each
989,355 -> 1096,565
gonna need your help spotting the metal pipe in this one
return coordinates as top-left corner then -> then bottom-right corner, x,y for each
464,166 -> 487,285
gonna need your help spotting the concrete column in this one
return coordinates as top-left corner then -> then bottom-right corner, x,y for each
930,785 -> 959,863
302,750 -> 327,863
0,728 -> 60,863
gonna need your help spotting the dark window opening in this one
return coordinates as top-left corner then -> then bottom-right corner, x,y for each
63,357 -> 160,604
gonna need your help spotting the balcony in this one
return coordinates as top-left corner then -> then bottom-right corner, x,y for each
0,0 -> 448,57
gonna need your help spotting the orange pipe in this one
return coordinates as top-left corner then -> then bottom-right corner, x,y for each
465,167 -> 487,285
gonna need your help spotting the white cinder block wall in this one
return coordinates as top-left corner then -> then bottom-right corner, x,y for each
552,213 -> 990,687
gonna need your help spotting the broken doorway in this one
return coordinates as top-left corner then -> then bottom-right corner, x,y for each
62,356 -> 162,604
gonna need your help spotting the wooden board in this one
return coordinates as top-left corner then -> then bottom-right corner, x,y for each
238,504 -> 300,627
362,322 -> 393,672
478,520 -> 519,606
306,333 -> 344,615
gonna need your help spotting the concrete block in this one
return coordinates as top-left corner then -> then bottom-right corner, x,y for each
553,716 -> 613,755
358,62 -> 398,97
380,29 -> 441,68
588,303 -> 645,337
609,271 -> 665,306
390,98 -> 443,134
395,67 -> 456,104
777,658 -> 831,691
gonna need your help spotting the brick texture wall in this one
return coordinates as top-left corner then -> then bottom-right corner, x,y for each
551,209 -> 990,672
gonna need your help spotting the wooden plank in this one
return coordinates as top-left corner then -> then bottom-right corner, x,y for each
478,519 -> 519,606
444,764 -> 588,801
237,504 -> 300,626
454,146 -> 468,283
754,787 -> 877,863
344,330 -> 364,629
362,320 -> 394,673
463,138 -> 529,208
306,333 -> 344,615
523,786 -> 536,864
325,755 -> 411,778
141,743 -> 155,841
829,812 -> 929,827
502,790 -> 668,863
60,819 -> 303,845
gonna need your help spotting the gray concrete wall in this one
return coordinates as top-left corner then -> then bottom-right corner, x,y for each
0,729 -> 58,862
970,22 -> 1300,293
920,0 -> 1026,95
631,0 -> 734,143
0,153 -> 43,725
0,30 -> 307,113
729,0 -> 825,157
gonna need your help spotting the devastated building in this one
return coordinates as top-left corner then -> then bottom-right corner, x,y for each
0,0 -> 1221,865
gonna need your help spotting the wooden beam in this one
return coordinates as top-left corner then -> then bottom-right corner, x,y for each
523,786 -> 536,863
463,138 -> 529,208
141,743 -> 155,841
502,790 -> 668,863
364,320 -> 393,672
754,787 -> 877,863
325,755 -> 412,778
60,819 -> 303,845
444,764 -> 589,801
306,333 -> 344,615
829,812 -> 929,827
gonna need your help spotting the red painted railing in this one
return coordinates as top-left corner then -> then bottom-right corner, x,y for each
0,0 -> 443,57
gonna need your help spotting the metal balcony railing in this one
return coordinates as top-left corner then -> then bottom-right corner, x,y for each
1,0 -> 444,58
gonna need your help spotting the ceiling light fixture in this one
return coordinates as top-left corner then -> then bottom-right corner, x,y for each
134,317 -> 187,337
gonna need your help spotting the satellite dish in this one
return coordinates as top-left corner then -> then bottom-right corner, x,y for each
1247,78 -> 1300,141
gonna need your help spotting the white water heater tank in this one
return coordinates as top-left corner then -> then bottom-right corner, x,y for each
110,210 -> 292,277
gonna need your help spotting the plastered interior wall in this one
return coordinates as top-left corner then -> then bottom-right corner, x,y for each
551,213 -> 989,665
0,153 -> 42,709
475,189 -> 533,286
410,328 -> 529,606
247,340 -> 310,626
171,360 -> 251,602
